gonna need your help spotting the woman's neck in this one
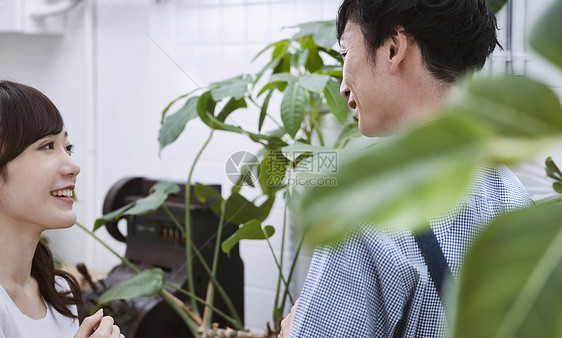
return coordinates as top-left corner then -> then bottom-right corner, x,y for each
0,222 -> 40,288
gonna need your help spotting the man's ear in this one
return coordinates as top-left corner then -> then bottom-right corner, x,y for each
388,26 -> 408,75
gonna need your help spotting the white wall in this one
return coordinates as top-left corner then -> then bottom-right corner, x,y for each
1,0 -> 561,334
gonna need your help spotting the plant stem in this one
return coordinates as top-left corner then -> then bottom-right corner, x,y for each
280,232 -> 305,315
160,290 -> 201,336
264,233 -> 294,305
162,205 -> 243,328
165,283 -> 240,329
273,197 -> 289,314
204,199 -> 227,331
185,129 -> 215,315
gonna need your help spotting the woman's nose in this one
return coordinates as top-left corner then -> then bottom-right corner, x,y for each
63,156 -> 81,177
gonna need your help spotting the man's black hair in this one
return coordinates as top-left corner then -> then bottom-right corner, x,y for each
337,0 -> 501,83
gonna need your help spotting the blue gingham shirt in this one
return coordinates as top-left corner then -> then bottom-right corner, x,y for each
290,166 -> 533,337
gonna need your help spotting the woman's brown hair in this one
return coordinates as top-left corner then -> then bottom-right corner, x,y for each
0,80 -> 82,319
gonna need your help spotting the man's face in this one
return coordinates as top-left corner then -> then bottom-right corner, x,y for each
339,21 -> 403,137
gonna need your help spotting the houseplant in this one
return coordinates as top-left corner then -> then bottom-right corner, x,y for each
82,18 -> 356,336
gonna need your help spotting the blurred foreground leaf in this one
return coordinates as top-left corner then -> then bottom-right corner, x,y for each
451,203 -> 562,338
293,74 -> 562,245
530,0 -> 562,71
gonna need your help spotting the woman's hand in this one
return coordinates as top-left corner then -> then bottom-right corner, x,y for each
278,298 -> 299,338
74,309 -> 125,338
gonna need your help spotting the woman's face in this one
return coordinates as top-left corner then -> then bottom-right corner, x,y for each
0,129 -> 80,232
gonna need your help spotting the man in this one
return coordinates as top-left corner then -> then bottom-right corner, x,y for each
280,0 -> 532,337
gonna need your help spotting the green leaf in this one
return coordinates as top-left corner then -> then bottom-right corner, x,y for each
159,96 -> 200,152
259,88 -> 276,132
293,115 -> 490,245
197,91 -> 217,125
529,0 -> 562,70
554,182 -> 562,194
257,73 -> 297,97
204,112 -> 244,133
252,39 -> 289,62
546,156 -> 562,181
281,81 -> 306,138
451,203 -> 562,338
324,79 -> 349,125
224,192 -> 266,224
486,0 -> 508,14
93,181 -> 180,231
194,183 -> 223,213
258,150 -> 289,195
273,54 -> 291,74
209,74 -> 253,101
290,20 -> 337,50
221,220 -> 275,256
452,75 -> 562,137
94,268 -> 165,312
305,48 -> 324,73
298,73 -> 330,93
216,97 -> 247,123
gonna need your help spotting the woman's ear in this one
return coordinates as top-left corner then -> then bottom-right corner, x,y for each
388,26 -> 408,75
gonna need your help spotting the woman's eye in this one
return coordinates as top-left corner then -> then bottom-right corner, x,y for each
41,142 -> 55,150
65,144 -> 74,155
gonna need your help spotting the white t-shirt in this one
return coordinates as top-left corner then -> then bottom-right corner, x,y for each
0,277 -> 79,338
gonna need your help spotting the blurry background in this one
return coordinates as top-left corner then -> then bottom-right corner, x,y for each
0,0 -> 560,333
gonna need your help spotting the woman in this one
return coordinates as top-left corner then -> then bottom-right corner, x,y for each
0,80 -> 123,337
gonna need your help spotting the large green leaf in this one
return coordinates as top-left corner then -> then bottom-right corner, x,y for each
529,0 -> 562,71
451,203 -> 562,338
293,115 -> 490,244
224,192 -> 266,224
94,181 -> 180,231
159,96 -> 200,152
94,268 -> 165,312
221,220 -> 275,256
486,0 -> 508,14
324,79 -> 349,125
281,81 -> 306,138
452,75 -> 562,138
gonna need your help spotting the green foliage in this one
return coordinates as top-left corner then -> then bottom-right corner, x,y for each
450,203 -> 562,338
486,0 -> 509,14
530,0 -> 562,71
94,268 -> 165,313
296,74 -> 562,244
546,157 -> 562,194
221,220 -> 275,256
93,181 -> 180,231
